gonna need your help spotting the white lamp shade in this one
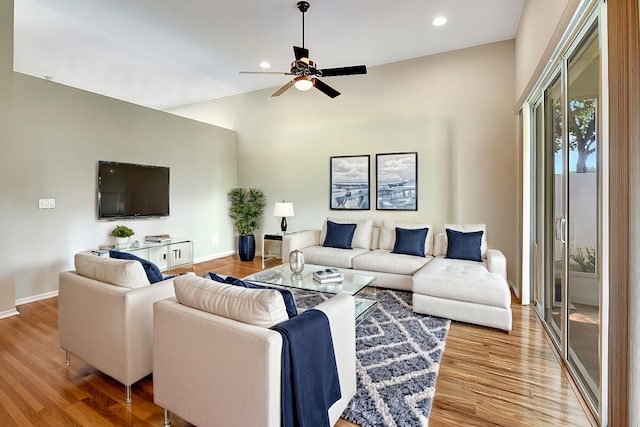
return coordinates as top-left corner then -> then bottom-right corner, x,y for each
273,202 -> 294,217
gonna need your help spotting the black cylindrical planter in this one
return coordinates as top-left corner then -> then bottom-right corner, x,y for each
238,235 -> 256,262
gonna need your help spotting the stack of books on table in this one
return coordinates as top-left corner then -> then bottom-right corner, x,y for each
313,268 -> 344,284
145,234 -> 171,243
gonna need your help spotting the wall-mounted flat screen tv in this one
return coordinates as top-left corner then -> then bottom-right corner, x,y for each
97,161 -> 170,219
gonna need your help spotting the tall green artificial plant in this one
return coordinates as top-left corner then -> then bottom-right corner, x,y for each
227,188 -> 267,236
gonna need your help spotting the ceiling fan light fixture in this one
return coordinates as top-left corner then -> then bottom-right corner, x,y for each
244,1 -> 366,98
294,76 -> 313,91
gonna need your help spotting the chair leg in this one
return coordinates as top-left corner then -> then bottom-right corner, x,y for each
64,351 -> 70,366
164,409 -> 171,427
125,385 -> 132,404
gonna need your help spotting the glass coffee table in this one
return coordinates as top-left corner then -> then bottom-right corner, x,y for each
245,264 -> 377,323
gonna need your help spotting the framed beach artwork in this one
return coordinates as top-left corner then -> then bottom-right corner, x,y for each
376,152 -> 418,210
330,155 -> 370,210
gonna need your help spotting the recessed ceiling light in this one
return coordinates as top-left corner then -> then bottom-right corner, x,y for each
432,16 -> 447,27
259,61 -> 271,69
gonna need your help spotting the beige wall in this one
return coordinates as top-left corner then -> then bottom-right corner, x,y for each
171,41 -> 519,287
0,0 -> 238,312
515,0 -> 581,103
0,0 -> 16,315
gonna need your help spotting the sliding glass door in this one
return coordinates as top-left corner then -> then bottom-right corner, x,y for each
529,10 -> 602,417
566,21 -> 600,403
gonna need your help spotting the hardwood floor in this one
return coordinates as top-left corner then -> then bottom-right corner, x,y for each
0,256 -> 594,426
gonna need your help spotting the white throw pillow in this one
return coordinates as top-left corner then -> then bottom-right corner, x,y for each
320,218 -> 373,250
443,223 -> 488,258
378,220 -> 433,256
173,274 -> 288,328
433,233 -> 447,257
74,253 -> 150,288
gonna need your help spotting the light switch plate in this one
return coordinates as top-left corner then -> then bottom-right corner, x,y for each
38,198 -> 56,209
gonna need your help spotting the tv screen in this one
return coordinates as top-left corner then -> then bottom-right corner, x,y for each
97,161 -> 170,219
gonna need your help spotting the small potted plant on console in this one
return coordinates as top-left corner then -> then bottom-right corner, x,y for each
112,225 -> 135,249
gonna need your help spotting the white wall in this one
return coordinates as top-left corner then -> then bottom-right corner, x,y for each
171,41 -> 519,286
0,0 -> 238,310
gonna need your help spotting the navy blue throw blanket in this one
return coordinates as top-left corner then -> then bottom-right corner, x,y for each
272,309 -> 341,427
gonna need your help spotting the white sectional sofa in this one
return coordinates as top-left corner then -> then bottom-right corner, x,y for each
283,218 -> 512,331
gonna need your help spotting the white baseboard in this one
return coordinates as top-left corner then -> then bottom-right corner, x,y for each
0,308 -> 20,319
194,250 -> 236,264
16,290 -> 59,306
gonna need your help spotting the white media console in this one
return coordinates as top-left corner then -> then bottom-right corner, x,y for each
93,238 -> 194,273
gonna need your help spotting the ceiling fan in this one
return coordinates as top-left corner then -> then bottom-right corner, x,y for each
240,1 -> 367,98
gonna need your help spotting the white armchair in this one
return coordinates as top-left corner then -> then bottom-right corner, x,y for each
58,253 -> 176,403
153,278 -> 356,427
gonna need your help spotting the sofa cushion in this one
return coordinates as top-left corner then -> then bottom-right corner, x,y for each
443,223 -> 488,258
207,272 -> 297,319
392,227 -> 429,257
379,220 -> 433,256
445,229 -> 483,262
74,253 -> 150,288
109,250 -> 164,283
320,218 -> 373,250
352,249 -> 432,275
323,221 -> 357,249
302,246 -> 370,269
174,275 -> 288,328
412,257 -> 510,309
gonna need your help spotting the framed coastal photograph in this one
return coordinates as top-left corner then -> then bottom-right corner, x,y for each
330,155 -> 370,210
376,152 -> 418,210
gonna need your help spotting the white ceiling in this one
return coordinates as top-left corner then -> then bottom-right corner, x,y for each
13,0 -> 524,110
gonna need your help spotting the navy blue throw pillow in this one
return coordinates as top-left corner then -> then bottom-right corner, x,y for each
109,250 -> 164,284
322,221 -> 357,249
207,272 -> 297,319
392,227 -> 428,257
445,229 -> 483,262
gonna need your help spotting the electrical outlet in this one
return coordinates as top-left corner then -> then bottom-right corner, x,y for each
211,233 -> 220,245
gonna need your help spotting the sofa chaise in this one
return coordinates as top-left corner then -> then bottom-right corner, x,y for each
283,218 -> 512,331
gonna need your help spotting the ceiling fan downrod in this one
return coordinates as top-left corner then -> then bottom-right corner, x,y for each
297,1 -> 310,48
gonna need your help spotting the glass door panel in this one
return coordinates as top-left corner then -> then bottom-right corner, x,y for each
532,100 -> 544,317
566,21 -> 600,404
544,73 -> 564,346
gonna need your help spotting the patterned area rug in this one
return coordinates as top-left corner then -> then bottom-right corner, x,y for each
294,288 -> 450,427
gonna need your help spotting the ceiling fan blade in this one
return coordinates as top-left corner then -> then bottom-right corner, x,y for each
240,71 -> 291,75
313,78 -> 341,98
320,65 -> 367,77
271,80 -> 295,97
293,46 -> 309,60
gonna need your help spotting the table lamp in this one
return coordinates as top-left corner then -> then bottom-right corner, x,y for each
273,202 -> 294,233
